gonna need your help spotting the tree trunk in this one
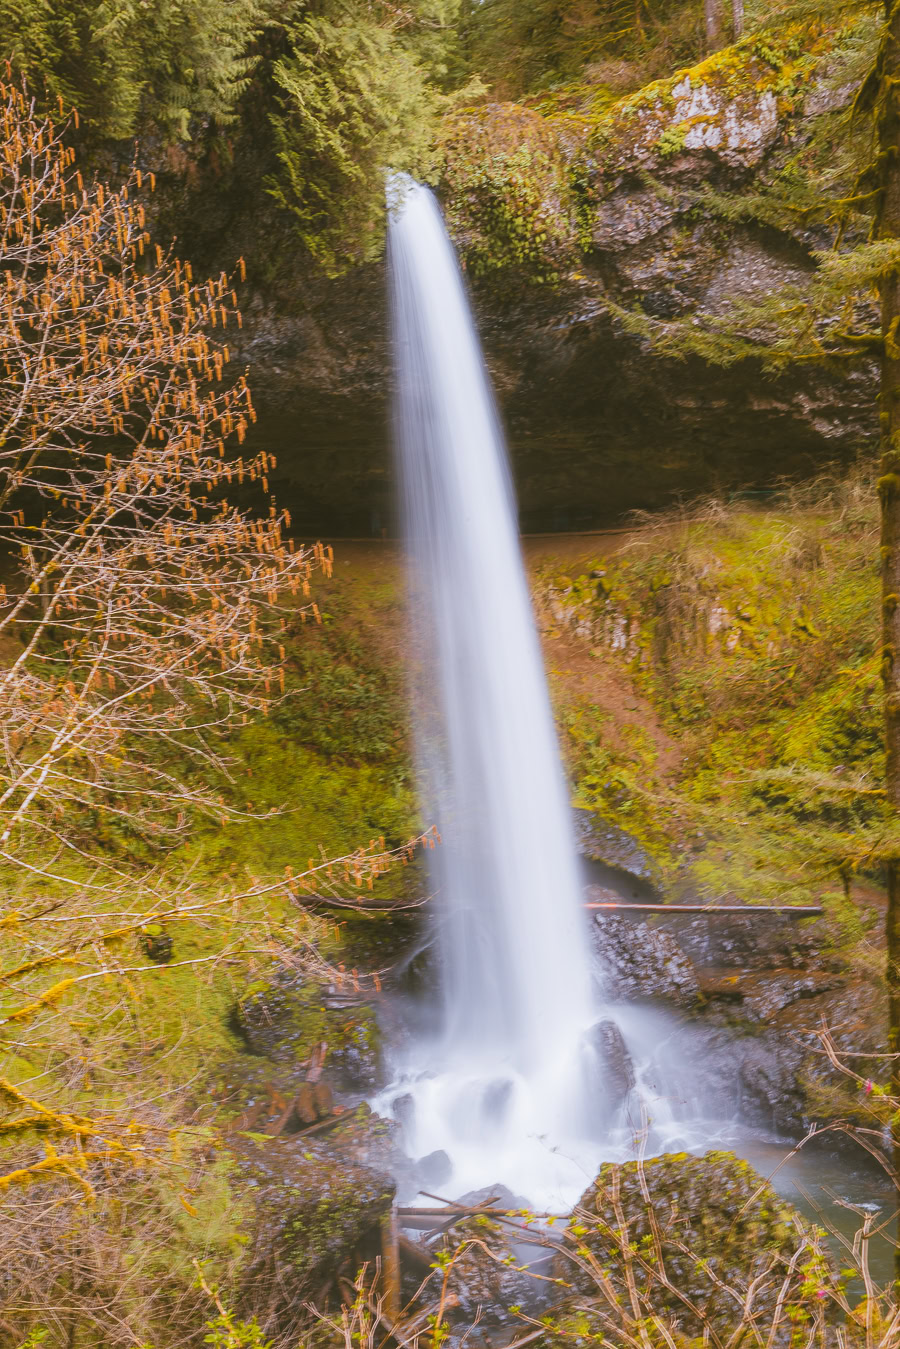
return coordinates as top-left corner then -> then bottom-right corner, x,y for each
705,0 -> 724,51
875,0 -> 900,1283
731,0 -> 744,40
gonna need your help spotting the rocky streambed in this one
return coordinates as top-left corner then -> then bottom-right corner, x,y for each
208,823 -> 891,1339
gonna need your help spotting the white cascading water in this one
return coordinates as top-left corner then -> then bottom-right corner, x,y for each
374,175 -> 602,1208
370,194 -> 884,1231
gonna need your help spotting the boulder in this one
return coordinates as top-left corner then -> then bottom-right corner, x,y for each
574,813 -> 659,884
415,1148 -> 453,1190
429,1211 -> 551,1325
235,1133 -> 395,1332
562,1150 -> 813,1338
232,972 -> 384,1089
232,973 -> 326,1062
582,1017 -> 635,1126
328,1004 -> 383,1090
325,1103 -> 422,1202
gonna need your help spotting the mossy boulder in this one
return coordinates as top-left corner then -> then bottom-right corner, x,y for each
233,975 -> 327,1062
232,972 -> 384,1089
236,1133 -> 395,1330
329,1005 -> 383,1089
432,1213 -> 550,1325
563,1150 -> 814,1336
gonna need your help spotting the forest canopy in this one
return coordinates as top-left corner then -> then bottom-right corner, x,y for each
0,0 -> 749,271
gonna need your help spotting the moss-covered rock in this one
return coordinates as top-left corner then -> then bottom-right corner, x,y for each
329,1005 -> 383,1089
235,1133 -> 395,1331
234,974 -> 328,1063
435,1213 -> 549,1325
232,972 -> 384,1089
149,16 -> 876,538
563,1150 -> 815,1337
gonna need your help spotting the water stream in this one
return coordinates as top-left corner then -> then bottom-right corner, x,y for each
372,178 -> 895,1266
377,174 -> 602,1207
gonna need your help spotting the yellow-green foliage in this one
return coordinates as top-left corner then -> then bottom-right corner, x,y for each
540,475 -> 888,916
438,21 -> 838,289
439,102 -> 580,283
583,24 -> 825,159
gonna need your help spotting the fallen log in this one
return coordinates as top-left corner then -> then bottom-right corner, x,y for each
587,902 -> 823,916
381,1208 -> 401,1322
294,1108 -> 349,1139
398,1233 -> 434,1271
298,896 -> 824,916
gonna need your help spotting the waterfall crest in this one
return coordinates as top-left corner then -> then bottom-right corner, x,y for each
379,175 -> 598,1205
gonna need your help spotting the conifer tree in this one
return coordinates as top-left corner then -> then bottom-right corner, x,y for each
869,0 -> 900,1258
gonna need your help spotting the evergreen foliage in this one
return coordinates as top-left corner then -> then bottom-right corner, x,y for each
266,2 -> 447,273
0,0 -> 465,270
0,0 -> 260,138
461,0 -> 707,101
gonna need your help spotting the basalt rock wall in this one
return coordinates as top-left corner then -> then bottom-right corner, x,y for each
198,29 -> 874,535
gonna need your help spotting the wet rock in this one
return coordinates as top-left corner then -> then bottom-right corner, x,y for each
574,813 -> 659,885
582,1018 -> 635,1125
235,1133 -> 395,1332
482,1077 -> 514,1124
325,1104 -> 421,1202
779,978 -> 888,1125
593,912 -> 699,1005
564,1150 -> 813,1337
453,1183 -> 527,1212
416,1149 -> 453,1190
740,969 -> 843,1022
664,912 -> 831,972
391,1091 -> 416,1134
395,939 -> 437,996
433,1212 -> 549,1324
329,1004 -> 384,1090
326,1104 -> 401,1168
734,1034 -> 807,1132
696,972 -> 745,1003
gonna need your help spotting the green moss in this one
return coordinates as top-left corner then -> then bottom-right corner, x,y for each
540,478 -> 888,940
566,1150 -> 817,1336
655,121 -> 688,158
439,103 -> 580,285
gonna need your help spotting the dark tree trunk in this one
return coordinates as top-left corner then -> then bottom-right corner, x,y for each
875,0 -> 900,1282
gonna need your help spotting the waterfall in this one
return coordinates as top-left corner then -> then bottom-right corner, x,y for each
377,175 -> 600,1207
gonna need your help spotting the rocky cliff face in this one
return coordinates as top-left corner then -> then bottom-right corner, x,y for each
220,27 -> 874,534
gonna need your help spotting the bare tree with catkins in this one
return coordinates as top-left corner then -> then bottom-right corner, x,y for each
0,79 -> 426,1196
0,79 -> 310,876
